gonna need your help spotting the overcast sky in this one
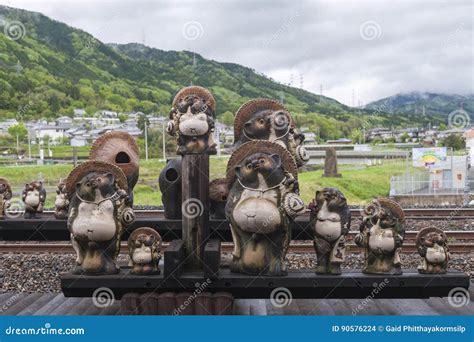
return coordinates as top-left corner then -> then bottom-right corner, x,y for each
1,0 -> 473,105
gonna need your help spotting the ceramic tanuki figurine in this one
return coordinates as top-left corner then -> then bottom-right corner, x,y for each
54,180 -> 69,219
309,188 -> 351,274
89,131 -> 139,204
416,227 -> 449,274
167,86 -> 217,155
22,181 -> 46,219
128,227 -> 162,275
0,178 -> 12,219
355,198 -> 405,275
233,99 -> 309,167
225,140 -> 305,276
66,160 -> 135,275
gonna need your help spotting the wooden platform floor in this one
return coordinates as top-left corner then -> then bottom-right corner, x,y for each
0,290 -> 472,315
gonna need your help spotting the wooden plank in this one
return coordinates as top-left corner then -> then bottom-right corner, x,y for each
181,154 -> 210,269
424,297 -> 473,315
33,294 -> 67,316
48,297 -> 90,316
3,293 -> 42,315
16,294 -> 57,316
384,299 -> 439,315
234,299 -> 251,315
61,297 -> 95,315
249,299 -> 267,315
0,293 -> 28,315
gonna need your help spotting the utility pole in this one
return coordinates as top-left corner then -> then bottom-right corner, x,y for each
162,122 -> 166,161
16,134 -> 19,156
27,130 -> 31,161
144,119 -> 148,161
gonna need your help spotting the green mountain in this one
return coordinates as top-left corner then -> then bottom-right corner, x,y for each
0,5 -> 440,140
365,92 -> 474,121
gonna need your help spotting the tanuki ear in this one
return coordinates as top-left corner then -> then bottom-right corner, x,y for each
105,172 -> 114,183
269,154 -> 282,168
235,165 -> 242,179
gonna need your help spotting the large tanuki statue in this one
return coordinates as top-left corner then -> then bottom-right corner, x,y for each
233,99 -> 309,167
309,187 -> 351,274
66,160 -> 135,275
225,141 -> 305,276
167,86 -> 217,155
89,131 -> 139,204
355,198 -> 405,274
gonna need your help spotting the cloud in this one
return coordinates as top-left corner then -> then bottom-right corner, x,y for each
1,0 -> 472,105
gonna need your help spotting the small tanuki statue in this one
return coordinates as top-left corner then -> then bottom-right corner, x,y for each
54,180 -> 69,219
416,227 -> 449,274
22,181 -> 46,219
128,227 -> 162,275
309,188 -> 351,274
89,131 -> 139,204
167,86 -> 217,155
66,160 -> 135,275
233,98 -> 309,167
0,178 -> 12,219
225,140 -> 305,276
355,198 -> 405,274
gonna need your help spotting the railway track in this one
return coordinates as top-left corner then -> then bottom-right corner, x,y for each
6,207 -> 474,219
2,231 -> 473,254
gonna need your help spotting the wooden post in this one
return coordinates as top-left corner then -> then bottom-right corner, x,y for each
181,154 -> 210,269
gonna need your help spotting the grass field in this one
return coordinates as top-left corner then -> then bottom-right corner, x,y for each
0,158 -> 415,208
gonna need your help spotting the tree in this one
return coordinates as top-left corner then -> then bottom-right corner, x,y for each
442,134 -> 465,151
8,123 -> 28,141
220,111 -> 234,126
400,132 -> 410,143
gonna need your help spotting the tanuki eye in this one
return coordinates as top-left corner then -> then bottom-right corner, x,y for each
246,163 -> 252,169
258,119 -> 265,124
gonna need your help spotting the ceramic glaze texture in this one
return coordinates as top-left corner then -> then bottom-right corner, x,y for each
167,86 -> 216,155
355,198 -> 405,275
310,187 -> 350,274
22,181 -> 46,219
128,227 -> 162,275
416,228 -> 449,274
0,178 -> 12,219
226,141 -> 304,276
72,199 -> 116,241
54,181 -> 69,220
66,161 -> 134,275
233,99 -> 308,167
315,202 -> 342,242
